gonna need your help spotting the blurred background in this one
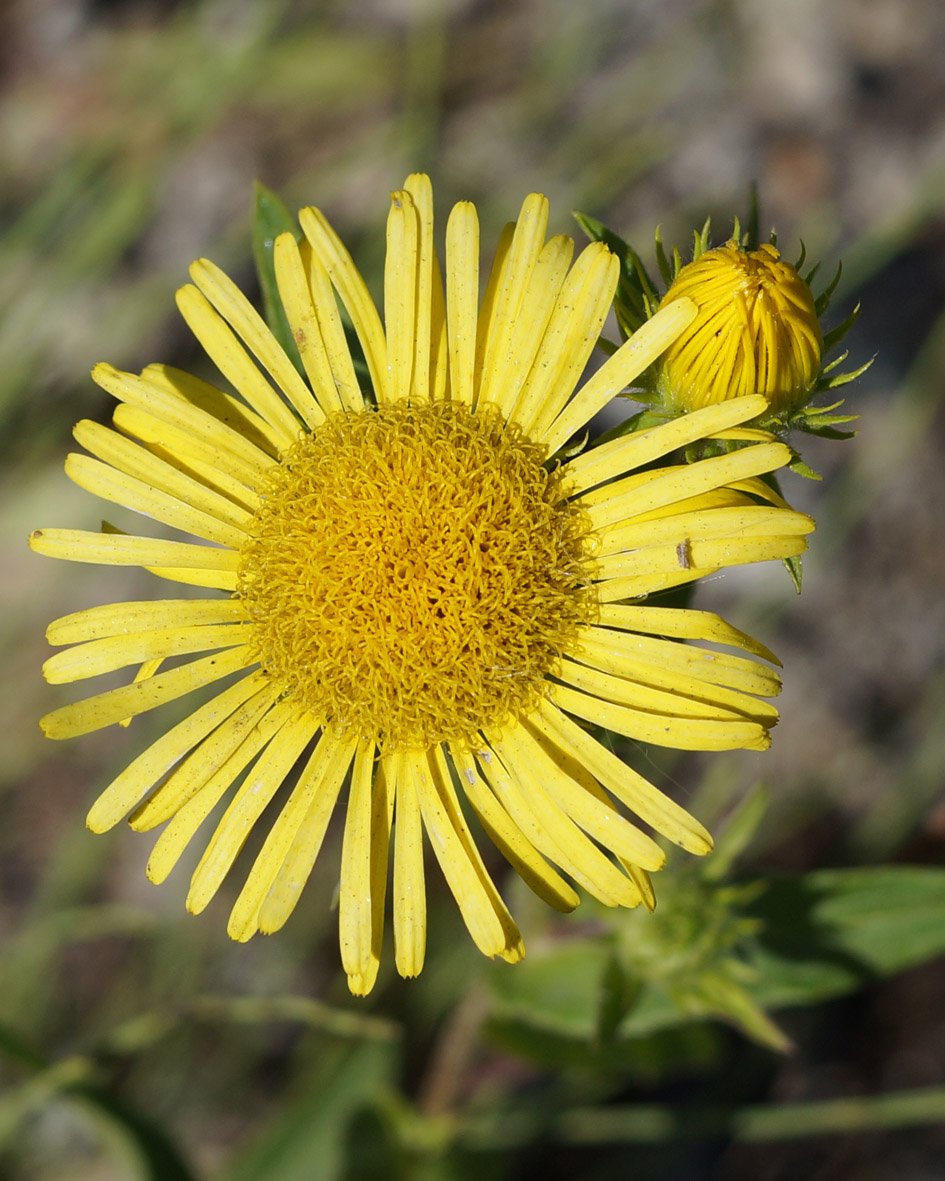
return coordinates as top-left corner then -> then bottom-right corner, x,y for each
2,1 -> 944,1178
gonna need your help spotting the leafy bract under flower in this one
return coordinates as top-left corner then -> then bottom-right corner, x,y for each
31,174 -> 814,995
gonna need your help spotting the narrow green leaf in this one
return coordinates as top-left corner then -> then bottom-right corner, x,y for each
814,260 -> 843,314
703,783 -> 770,882
252,181 -> 305,375
226,1039 -> 398,1181
596,952 -> 642,1046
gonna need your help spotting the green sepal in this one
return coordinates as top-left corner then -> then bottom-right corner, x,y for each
574,211 -> 660,337
685,968 -> 793,1053
821,302 -> 861,353
590,408 -> 671,448
252,181 -> 305,377
782,553 -> 803,593
814,260 -> 843,314
654,225 -> 674,288
817,354 -> 875,392
793,420 -> 858,440
786,453 -> 822,480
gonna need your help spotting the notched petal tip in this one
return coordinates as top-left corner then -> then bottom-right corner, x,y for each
497,937 -> 526,964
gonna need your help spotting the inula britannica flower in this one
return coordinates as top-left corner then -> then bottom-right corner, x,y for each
32,175 -> 814,994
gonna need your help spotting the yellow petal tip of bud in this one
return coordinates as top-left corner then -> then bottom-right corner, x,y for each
656,242 -> 823,418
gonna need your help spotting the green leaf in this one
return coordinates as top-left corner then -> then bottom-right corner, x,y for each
744,866 -> 945,1009
488,939 -> 610,1040
573,211 -> 659,337
226,1039 -> 398,1181
596,951 -> 643,1046
488,867 -> 945,1065
703,783 -> 770,882
252,181 -> 305,376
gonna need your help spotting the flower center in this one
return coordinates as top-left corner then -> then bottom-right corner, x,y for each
238,401 -> 591,751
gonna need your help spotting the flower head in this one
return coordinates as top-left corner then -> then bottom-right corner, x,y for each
32,175 -> 814,995
655,241 -> 822,417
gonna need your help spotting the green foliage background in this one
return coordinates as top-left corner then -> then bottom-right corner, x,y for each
2,1 -> 945,1177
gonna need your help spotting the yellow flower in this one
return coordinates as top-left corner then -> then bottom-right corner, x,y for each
32,175 -> 814,995
655,241 -> 823,417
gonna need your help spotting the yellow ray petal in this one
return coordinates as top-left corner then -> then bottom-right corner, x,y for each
64,454 -> 248,550
409,749 -> 522,961
175,284 -> 301,447
575,624 -> 782,696
297,239 -> 365,413
488,725 -> 665,869
542,297 -> 697,453
500,234 -> 575,427
43,622 -> 253,685
186,710 -> 320,915
592,533 -> 809,585
227,724 -> 351,940
473,221 -> 515,405
580,442 -> 793,523
474,740 -> 648,908
593,602 -> 779,664
521,242 -> 618,440
130,683 -> 282,832
47,598 -> 245,646
347,753 -> 393,997
445,201 -> 479,407
30,528 -> 238,573
339,738 -> 384,984
476,193 -> 551,415
144,566 -> 238,592
523,718 -> 657,907
143,363 -> 284,459
561,395 -> 769,495
533,698 -> 714,855
550,679 -> 769,753
448,740 -> 579,912
272,232 -> 346,417
40,646 -> 253,740
256,727 -> 358,935
299,204 -> 389,404
92,364 -> 274,476
384,188 -> 420,403
86,672 -> 270,832
189,257 -> 325,430
146,698 -> 296,883
594,505 -> 813,559
404,173 -> 437,404
392,751 -> 426,979
558,654 -> 779,726
111,403 -> 264,509
403,751 -> 519,963
73,420 -> 255,534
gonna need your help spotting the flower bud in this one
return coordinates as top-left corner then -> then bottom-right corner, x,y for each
655,241 -> 822,418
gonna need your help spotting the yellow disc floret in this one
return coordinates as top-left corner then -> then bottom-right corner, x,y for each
655,241 -> 822,417
239,401 -> 591,752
